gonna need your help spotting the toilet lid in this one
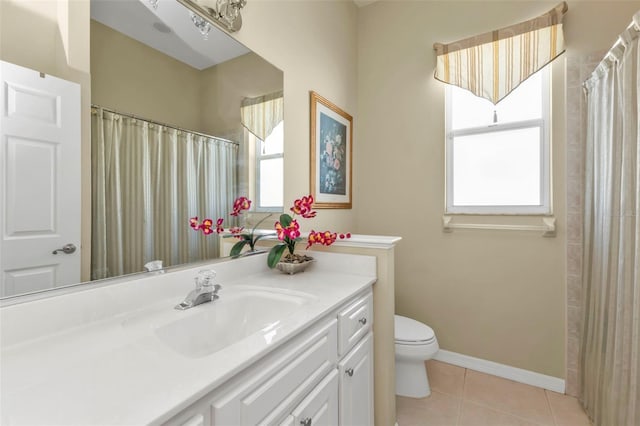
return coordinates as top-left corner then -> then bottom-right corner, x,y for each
395,315 -> 435,343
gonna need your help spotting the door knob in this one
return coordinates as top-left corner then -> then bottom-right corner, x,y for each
52,243 -> 76,255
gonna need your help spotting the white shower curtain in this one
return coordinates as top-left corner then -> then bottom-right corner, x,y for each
91,108 -> 238,279
581,14 -> 639,426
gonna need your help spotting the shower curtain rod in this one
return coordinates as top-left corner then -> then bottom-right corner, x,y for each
91,104 -> 239,146
586,14 -> 640,83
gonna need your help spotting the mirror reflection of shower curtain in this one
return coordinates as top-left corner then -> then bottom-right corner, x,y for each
582,16 -> 639,426
91,108 -> 238,280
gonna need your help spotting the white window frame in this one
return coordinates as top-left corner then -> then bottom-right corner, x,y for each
254,130 -> 283,212
445,67 -> 551,215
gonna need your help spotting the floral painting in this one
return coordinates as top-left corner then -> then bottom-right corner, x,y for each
310,91 -> 353,209
319,113 -> 347,195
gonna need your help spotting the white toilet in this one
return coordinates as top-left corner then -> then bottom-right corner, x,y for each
394,315 -> 439,398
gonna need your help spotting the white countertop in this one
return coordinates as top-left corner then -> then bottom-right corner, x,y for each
0,251 -> 376,425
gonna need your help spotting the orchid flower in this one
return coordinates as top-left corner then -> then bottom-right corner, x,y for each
190,217 -> 215,234
201,218 -> 215,235
230,196 -> 251,216
215,218 -> 224,234
275,219 -> 300,241
291,195 -> 316,218
267,194 -> 350,268
306,230 -> 336,248
229,226 -> 244,235
190,196 -> 273,257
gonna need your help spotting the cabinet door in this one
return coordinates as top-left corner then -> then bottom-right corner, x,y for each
291,369 -> 339,426
338,332 -> 373,426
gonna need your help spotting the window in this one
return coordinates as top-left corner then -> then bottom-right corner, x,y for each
255,120 -> 283,211
445,66 -> 551,214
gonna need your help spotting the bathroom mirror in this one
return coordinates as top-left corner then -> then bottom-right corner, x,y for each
1,0 -> 283,299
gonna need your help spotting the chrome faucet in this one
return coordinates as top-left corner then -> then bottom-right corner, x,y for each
175,269 -> 222,310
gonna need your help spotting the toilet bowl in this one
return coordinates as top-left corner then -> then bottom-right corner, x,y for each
395,315 -> 439,398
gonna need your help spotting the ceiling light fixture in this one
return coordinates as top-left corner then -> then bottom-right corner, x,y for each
179,0 -> 247,33
190,12 -> 212,40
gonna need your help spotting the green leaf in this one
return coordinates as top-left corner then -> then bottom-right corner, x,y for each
267,244 -> 287,268
230,240 -> 249,257
279,214 -> 292,227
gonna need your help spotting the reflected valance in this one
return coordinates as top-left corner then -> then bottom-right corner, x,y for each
240,91 -> 284,141
433,2 -> 567,104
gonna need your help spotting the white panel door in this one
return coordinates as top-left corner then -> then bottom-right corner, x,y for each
0,60 -> 81,297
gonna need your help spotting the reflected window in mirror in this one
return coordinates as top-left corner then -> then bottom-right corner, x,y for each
256,121 -> 284,211
241,91 -> 284,212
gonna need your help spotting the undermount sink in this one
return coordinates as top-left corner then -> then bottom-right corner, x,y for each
155,288 -> 314,358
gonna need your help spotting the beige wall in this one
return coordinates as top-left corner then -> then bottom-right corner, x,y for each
91,21 -> 283,138
90,20 -> 202,132
0,0 -> 92,281
91,20 -> 283,137
234,1 -> 359,232
356,1 -> 639,379
200,51 -> 283,140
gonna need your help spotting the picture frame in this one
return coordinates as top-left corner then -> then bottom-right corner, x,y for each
310,91 -> 353,209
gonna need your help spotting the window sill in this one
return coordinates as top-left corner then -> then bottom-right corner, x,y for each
442,215 -> 556,237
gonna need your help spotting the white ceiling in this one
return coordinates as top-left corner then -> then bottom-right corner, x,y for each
90,0 -> 250,70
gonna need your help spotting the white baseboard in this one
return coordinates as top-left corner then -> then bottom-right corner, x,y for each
433,349 -> 565,394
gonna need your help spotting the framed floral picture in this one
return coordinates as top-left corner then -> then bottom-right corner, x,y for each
310,91 -> 353,209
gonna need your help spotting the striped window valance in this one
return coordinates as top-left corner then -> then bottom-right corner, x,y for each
433,2 -> 567,104
241,90 -> 284,141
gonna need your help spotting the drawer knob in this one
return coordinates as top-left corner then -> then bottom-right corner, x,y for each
300,418 -> 312,426
359,317 -> 367,325
345,368 -> 354,377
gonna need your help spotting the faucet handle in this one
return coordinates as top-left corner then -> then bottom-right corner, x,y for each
144,260 -> 163,272
195,269 -> 217,289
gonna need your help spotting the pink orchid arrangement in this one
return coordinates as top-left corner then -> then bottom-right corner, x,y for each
267,194 -> 351,268
189,217 -> 223,235
190,196 -> 272,256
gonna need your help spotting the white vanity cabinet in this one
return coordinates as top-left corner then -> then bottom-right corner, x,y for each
165,289 -> 373,426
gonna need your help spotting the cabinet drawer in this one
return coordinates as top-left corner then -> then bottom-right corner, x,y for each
211,319 -> 338,425
338,292 -> 373,356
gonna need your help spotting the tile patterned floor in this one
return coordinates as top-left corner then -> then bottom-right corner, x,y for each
396,360 -> 592,426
